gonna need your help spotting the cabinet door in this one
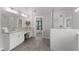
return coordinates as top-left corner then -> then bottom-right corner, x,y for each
2,33 -> 9,51
12,32 -> 24,49
16,32 -> 24,46
9,32 -> 24,50
10,33 -> 18,50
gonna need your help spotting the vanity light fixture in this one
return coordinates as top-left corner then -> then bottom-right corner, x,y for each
21,13 -> 28,18
75,8 -> 79,12
3,7 -> 28,18
3,7 -> 19,14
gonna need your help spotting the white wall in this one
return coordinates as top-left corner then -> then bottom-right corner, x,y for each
0,9 -> 3,50
53,7 -> 74,29
22,17 -> 28,28
72,12 -> 79,29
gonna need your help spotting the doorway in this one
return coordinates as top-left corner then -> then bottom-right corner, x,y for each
36,16 -> 43,37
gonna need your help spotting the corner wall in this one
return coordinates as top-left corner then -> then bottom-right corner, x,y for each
0,9 -> 3,50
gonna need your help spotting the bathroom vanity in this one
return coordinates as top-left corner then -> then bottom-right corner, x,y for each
0,9 -> 24,50
0,9 -> 33,51
2,31 -> 24,51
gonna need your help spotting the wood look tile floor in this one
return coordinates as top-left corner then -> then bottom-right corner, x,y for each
12,34 -> 50,51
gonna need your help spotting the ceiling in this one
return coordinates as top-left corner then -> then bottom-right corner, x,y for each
11,7 -> 77,15
13,7 -> 34,14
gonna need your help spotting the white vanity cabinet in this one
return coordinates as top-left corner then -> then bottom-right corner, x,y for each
9,32 -> 24,50
0,9 -> 25,51
2,32 -> 24,51
2,33 -> 9,51
2,31 -> 33,51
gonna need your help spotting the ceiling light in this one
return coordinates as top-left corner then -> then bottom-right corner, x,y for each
3,7 -> 18,14
21,13 -> 28,18
75,8 -> 79,12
